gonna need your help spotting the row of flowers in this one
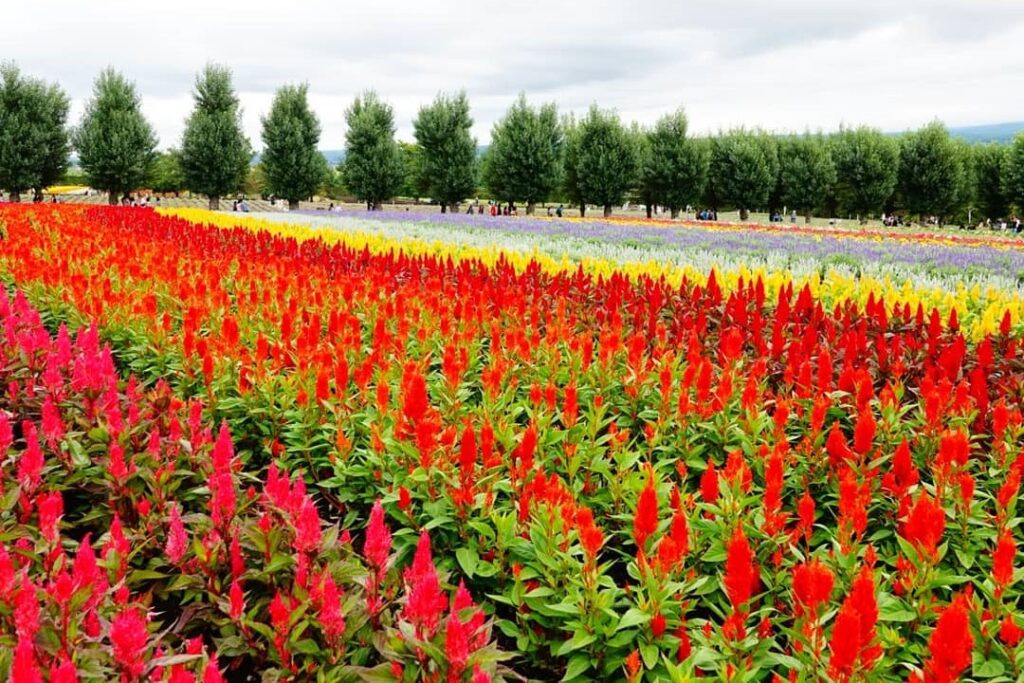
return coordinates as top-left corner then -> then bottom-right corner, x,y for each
2,203 -> 1024,680
165,207 -> 1024,342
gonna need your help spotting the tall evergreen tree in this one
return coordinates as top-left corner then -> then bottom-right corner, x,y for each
483,94 -> 562,214
574,105 -> 638,217
709,129 -> 777,221
561,114 -> 586,216
74,68 -> 157,205
778,134 -> 836,222
260,84 -> 328,210
1002,133 -> 1024,218
639,109 -> 709,218
413,92 -> 477,212
342,91 -> 404,211
897,121 -> 967,224
0,64 -> 70,202
831,126 -> 898,223
180,64 -> 251,209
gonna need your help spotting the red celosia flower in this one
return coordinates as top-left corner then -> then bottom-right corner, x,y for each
700,460 -> 719,505
36,490 -> 63,544
165,503 -> 188,565
12,637 -> 42,683
17,421 -> 43,493
923,593 -> 973,681
633,478 -> 659,551
792,559 -> 834,616
445,610 -> 471,682
403,531 -> 446,639
901,493 -> 946,562
993,530 -> 1016,589
229,579 -> 245,621
853,408 -> 876,456
724,526 -> 756,610
110,608 -> 149,680
49,658 -> 78,683
1000,614 -> 1023,647
203,654 -> 225,683
363,500 -> 392,570
651,611 -> 667,638
471,665 -> 491,683
828,601 -> 861,678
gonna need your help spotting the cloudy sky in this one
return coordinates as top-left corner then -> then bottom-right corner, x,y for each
9,0 -> 1024,150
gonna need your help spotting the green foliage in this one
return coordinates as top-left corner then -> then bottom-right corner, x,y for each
180,64 -> 252,209
831,126 -> 898,221
319,166 -> 350,201
709,129 -> 778,220
573,105 -> 639,217
0,63 -> 70,199
1003,133 -> 1024,214
638,109 -> 709,217
897,121 -> 969,222
342,91 -> 404,210
413,92 -> 478,211
245,162 -> 269,197
73,68 -> 157,204
778,133 -> 836,221
971,144 -> 1008,220
260,83 -> 328,209
399,142 -> 431,200
560,114 -> 585,214
148,149 -> 185,193
483,94 -> 562,212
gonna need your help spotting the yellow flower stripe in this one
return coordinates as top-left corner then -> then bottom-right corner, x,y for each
159,208 -> 1022,340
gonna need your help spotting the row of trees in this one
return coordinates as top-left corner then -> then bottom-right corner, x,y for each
4,62 -> 1024,222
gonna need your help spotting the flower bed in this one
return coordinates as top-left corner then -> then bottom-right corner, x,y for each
2,203 -> 1024,681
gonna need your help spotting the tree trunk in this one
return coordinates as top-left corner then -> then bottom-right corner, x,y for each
645,203 -> 653,219
526,202 -> 536,215
9,191 -> 19,203
449,202 -> 459,214
109,192 -> 118,206
805,212 -> 812,224
441,203 -> 447,213
579,204 -> 586,218
33,189 -> 43,203
209,196 -> 221,210
739,207 -> 749,221
603,204 -> 612,217
671,207 -> 680,219
289,199 -> 299,211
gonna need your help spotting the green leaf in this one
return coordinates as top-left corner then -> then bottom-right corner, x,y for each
616,608 -> 651,632
556,631 -> 597,656
456,547 -> 478,579
561,654 -> 592,681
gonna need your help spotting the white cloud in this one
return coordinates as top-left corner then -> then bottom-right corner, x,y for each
10,0 -> 1024,149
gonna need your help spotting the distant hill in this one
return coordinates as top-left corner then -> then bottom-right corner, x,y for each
948,121 -> 1024,144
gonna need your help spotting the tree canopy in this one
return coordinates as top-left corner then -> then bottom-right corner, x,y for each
413,92 -> 477,212
342,91 -> 405,210
74,69 -> 157,205
260,83 -> 328,210
831,126 -> 899,222
573,105 -> 638,217
638,109 -> 709,218
483,94 -> 562,214
709,129 -> 778,221
180,64 -> 252,209
0,63 -> 70,201
778,134 -> 836,222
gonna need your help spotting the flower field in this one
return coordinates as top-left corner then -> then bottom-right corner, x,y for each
3,203 -> 1024,681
